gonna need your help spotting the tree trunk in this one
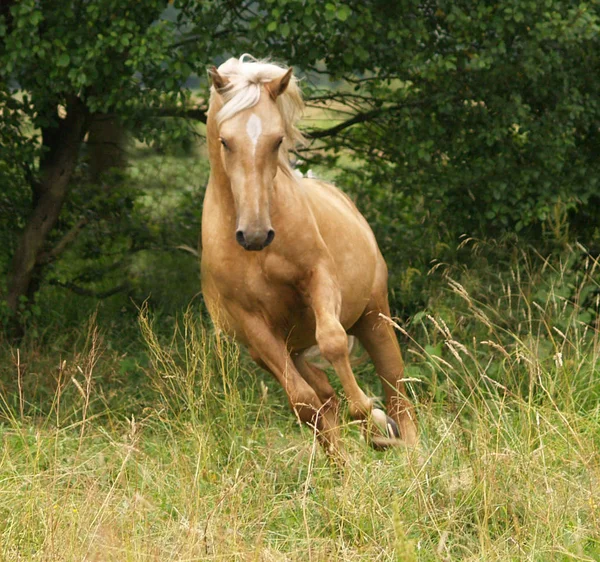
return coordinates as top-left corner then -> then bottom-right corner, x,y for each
87,113 -> 126,183
6,95 -> 89,316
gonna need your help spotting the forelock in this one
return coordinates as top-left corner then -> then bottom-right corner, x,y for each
210,54 -> 306,175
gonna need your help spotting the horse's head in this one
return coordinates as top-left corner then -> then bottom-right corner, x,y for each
209,62 -> 296,251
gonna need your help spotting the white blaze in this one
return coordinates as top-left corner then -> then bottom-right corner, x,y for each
245,113 -> 263,219
246,114 -> 262,156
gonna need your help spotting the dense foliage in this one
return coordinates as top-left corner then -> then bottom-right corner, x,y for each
1,0 -> 599,332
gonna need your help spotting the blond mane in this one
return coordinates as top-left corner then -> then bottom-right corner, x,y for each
210,54 -> 305,174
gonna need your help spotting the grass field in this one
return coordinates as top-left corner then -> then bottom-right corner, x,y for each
1,246 -> 599,561
2,95 -> 599,561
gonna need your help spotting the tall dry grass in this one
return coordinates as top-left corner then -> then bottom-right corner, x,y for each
0,247 -> 599,560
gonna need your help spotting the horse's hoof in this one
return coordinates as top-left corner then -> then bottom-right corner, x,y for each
385,415 -> 400,439
371,408 -> 398,438
366,408 -> 401,450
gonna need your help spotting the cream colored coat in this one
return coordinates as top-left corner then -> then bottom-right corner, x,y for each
201,57 -> 417,455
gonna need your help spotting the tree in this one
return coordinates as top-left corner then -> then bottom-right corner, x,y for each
170,0 -> 600,310
2,0 -> 599,332
261,1 -> 600,235
0,0 -> 193,329
175,1 -> 600,301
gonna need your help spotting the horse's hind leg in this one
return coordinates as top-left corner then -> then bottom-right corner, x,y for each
350,303 -> 418,446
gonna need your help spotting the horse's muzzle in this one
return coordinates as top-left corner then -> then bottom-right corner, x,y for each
235,228 -> 275,251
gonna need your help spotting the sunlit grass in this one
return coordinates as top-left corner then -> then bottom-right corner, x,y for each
1,248 -> 599,560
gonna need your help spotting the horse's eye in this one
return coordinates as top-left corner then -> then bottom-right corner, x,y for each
220,138 -> 229,150
275,137 -> 284,150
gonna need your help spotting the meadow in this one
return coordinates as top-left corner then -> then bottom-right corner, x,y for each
1,105 -> 599,562
1,238 -> 599,560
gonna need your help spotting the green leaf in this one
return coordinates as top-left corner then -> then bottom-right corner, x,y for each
57,53 -> 70,67
336,5 -> 351,21
425,344 -> 443,358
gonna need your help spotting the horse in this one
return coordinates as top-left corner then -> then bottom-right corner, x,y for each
201,54 -> 418,457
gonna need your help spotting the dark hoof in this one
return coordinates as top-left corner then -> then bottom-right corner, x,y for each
385,415 -> 400,439
365,409 -> 402,450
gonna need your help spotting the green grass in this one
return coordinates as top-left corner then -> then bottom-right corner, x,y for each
1,248 -> 599,561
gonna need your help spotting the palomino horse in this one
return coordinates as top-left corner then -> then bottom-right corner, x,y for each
201,55 -> 417,456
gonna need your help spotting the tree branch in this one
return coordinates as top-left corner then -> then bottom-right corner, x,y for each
36,217 -> 88,266
48,280 -> 130,299
304,107 -> 384,139
156,106 -> 207,123
304,97 -> 448,140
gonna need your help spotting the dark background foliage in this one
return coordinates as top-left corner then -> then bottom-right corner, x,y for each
1,0 -> 599,339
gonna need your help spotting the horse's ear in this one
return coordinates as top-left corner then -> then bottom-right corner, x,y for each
266,67 -> 293,100
209,66 -> 229,93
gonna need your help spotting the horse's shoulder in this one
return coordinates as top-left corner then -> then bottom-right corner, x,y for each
300,177 -> 356,208
300,178 -> 352,201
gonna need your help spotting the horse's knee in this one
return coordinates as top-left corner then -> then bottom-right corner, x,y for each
316,320 -> 348,364
288,386 -> 322,424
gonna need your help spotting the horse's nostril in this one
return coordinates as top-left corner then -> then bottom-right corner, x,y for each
236,228 -> 273,250
265,229 -> 275,246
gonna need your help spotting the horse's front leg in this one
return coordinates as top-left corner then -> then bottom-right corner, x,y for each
293,352 -> 341,436
243,315 -> 341,458
350,305 -> 418,447
305,267 -> 396,444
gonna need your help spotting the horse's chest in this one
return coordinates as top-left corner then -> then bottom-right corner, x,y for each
205,251 -> 306,316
